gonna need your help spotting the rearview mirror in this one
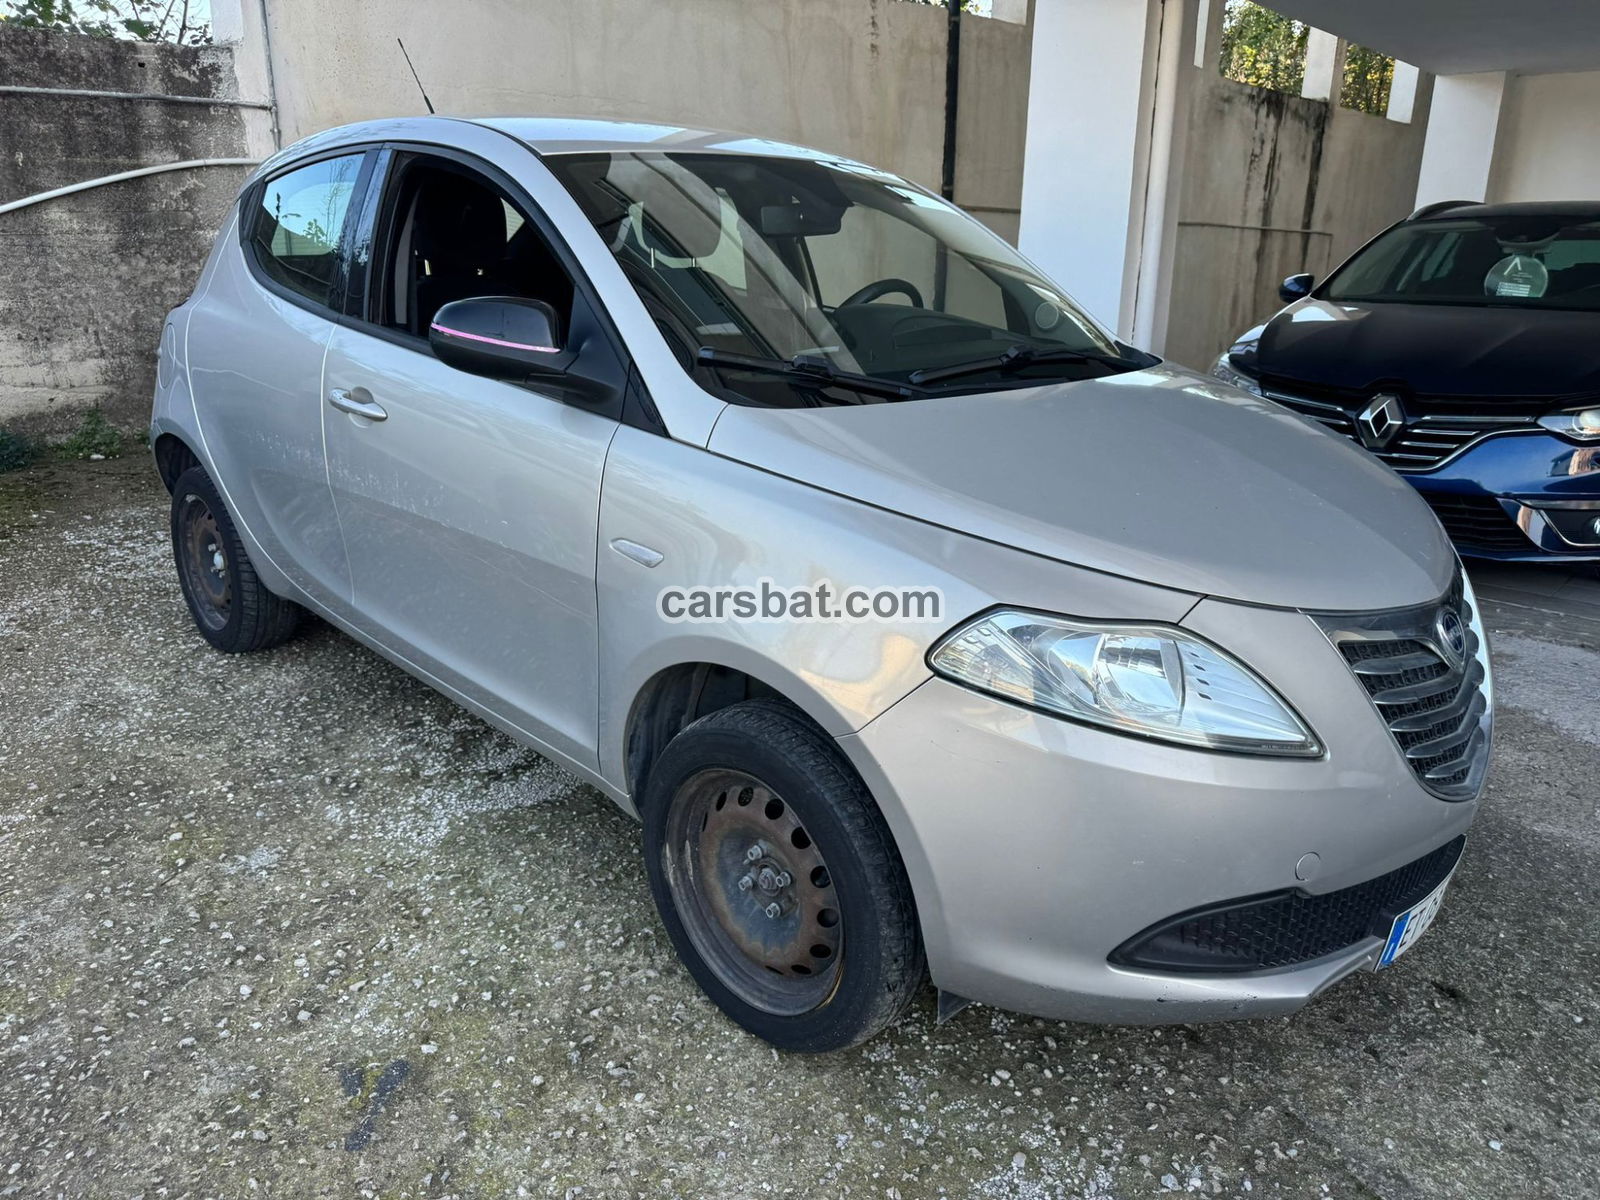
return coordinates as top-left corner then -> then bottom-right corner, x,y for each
1279,273 -> 1315,303
429,297 -> 564,380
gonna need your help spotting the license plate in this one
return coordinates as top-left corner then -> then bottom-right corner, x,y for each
1376,872 -> 1454,968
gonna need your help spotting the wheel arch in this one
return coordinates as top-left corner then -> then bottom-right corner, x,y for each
153,431 -> 202,494
621,658 -> 849,813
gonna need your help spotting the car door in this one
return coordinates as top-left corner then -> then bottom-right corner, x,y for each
187,149 -> 374,608
320,145 -> 624,771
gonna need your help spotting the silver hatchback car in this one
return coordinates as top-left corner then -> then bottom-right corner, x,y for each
151,117 -> 1491,1051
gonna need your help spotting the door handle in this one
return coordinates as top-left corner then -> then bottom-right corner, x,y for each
327,387 -> 387,422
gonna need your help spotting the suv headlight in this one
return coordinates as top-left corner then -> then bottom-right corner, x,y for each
1538,407 -> 1600,441
929,609 -> 1320,756
1211,351 -> 1264,398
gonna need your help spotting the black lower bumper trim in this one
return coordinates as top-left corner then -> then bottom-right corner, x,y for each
1109,836 -> 1466,974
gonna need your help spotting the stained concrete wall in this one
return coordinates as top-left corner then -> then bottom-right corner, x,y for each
0,2 -> 1030,433
246,0 -> 1030,241
1163,66 -> 1434,369
1490,70 -> 1600,202
0,27 -> 268,435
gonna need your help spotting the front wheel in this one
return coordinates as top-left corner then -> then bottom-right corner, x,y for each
642,700 -> 925,1052
170,465 -> 301,653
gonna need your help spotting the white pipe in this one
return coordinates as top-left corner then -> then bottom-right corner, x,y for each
0,159 -> 260,217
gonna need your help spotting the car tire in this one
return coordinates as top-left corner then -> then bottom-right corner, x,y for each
641,698 -> 925,1052
170,465 -> 301,653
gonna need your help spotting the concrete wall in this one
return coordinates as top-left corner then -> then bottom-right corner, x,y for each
248,0 -> 1030,240
1163,65 -> 1434,369
0,1 -> 1030,435
1490,69 -> 1600,202
0,27 -> 265,435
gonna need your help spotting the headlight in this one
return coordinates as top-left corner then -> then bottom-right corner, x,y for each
1538,407 -> 1600,441
1211,351 -> 1264,398
929,610 -> 1320,756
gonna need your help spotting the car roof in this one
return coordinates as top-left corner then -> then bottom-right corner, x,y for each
1411,199 -> 1600,223
469,115 -> 854,162
262,115 -> 867,169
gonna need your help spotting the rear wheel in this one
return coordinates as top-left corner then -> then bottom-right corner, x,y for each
170,466 -> 300,653
642,699 -> 924,1051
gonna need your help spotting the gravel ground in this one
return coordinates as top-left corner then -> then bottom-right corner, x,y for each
1,457 -> 1596,1200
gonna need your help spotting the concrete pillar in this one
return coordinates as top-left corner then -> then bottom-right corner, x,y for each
1414,71 -> 1507,205
1300,29 -> 1345,103
211,0 -> 279,154
1387,61 -> 1421,124
1018,0 -> 1165,338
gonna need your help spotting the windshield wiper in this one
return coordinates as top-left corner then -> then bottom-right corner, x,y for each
908,343 -> 1150,387
696,347 -> 923,402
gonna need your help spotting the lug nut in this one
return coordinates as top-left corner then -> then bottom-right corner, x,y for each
745,842 -> 766,863
736,873 -> 754,892
773,870 -> 792,889
763,902 -> 783,919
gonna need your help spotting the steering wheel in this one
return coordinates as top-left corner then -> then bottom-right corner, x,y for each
838,277 -> 925,309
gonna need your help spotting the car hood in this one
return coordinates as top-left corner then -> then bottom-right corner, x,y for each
707,364 -> 1455,612
1257,298 -> 1600,403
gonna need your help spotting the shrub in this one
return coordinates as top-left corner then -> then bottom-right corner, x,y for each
57,409 -> 124,461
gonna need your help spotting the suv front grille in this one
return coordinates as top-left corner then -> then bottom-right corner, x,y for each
1110,835 -> 1466,972
1314,573 -> 1492,801
1421,493 -> 1532,552
1264,387 -> 1533,472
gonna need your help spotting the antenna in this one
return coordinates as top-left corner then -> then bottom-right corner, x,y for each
397,38 -> 435,114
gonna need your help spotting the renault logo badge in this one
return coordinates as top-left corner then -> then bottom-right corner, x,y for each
1357,393 -> 1406,449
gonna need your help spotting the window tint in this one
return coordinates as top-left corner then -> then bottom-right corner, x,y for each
374,158 -> 577,339
249,154 -> 364,309
1325,215 -> 1600,311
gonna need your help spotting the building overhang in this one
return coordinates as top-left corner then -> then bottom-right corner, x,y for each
1262,0 -> 1600,76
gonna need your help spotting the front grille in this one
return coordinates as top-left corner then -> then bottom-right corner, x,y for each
1264,387 -> 1534,472
1422,493 -> 1532,552
1110,836 -> 1466,973
1314,573 -> 1492,801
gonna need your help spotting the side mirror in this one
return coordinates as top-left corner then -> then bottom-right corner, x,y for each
428,296 -> 565,380
1279,273 -> 1315,303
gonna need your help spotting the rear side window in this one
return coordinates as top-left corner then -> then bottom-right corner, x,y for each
248,154 -> 365,310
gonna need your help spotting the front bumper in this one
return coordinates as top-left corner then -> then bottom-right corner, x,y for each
1405,431 -> 1600,562
836,599 -> 1481,1024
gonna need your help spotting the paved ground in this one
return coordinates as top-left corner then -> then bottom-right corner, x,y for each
1,457 -> 1595,1200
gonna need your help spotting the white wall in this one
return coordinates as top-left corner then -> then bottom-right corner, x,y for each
226,0 -> 1032,241
1491,69 -> 1600,201
1017,0 -> 1158,334
1413,71 -> 1506,205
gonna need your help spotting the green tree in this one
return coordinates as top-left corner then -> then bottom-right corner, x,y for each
1341,43 -> 1395,116
0,0 -> 210,44
1218,0 -> 1309,96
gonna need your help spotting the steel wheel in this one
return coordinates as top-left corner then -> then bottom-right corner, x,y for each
662,767 -> 843,1016
176,491 -> 232,631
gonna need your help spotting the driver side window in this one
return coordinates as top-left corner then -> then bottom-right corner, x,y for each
375,156 -> 577,340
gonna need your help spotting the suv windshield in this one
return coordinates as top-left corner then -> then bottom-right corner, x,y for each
1323,214 -> 1600,311
545,151 -> 1151,405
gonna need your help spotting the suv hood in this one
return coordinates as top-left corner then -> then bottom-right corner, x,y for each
707,365 -> 1455,612
1258,298 -> 1600,403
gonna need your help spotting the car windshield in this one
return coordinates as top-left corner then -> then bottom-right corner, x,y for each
544,150 -> 1147,404
1323,214 -> 1600,311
